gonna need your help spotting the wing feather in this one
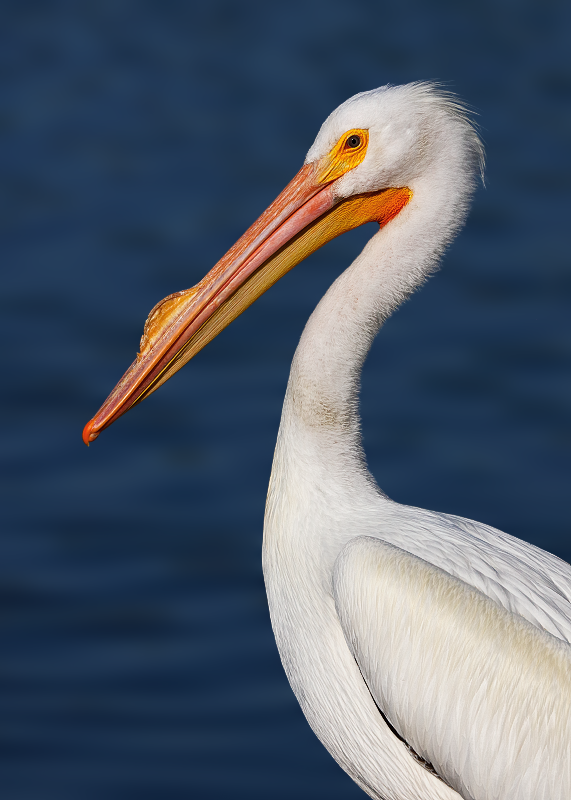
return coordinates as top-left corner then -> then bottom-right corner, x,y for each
378,503 -> 571,642
333,536 -> 571,800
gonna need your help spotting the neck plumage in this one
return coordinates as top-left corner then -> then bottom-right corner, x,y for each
277,150 -> 476,496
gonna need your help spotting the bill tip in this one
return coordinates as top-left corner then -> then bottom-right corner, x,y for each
82,419 -> 99,446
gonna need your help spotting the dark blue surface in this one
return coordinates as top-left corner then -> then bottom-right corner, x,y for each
2,1 -> 571,798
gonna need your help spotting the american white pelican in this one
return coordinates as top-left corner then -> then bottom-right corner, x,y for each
83,83 -> 571,800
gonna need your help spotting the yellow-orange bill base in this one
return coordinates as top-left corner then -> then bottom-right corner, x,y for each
83,137 -> 411,445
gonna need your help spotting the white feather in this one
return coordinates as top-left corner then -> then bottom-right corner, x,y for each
333,537 -> 571,800
263,83 -> 571,799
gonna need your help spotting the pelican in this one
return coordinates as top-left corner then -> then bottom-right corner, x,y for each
83,83 -> 571,799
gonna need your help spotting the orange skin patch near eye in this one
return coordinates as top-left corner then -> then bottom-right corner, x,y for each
317,129 -> 369,185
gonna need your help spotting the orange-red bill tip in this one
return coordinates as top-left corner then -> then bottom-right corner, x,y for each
82,418 -> 99,446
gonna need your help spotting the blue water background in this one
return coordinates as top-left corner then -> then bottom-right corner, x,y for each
2,1 -> 571,798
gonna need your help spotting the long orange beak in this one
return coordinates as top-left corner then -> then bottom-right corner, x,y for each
83,154 -> 411,445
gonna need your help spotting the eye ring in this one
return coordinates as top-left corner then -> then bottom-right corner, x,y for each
346,134 -> 361,149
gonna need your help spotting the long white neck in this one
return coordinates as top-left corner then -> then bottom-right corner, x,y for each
280,144 -> 476,498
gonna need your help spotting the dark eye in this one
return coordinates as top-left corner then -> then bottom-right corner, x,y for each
346,134 -> 361,148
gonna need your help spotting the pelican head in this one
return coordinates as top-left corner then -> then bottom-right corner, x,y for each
83,83 -> 482,443
307,84 -> 483,198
